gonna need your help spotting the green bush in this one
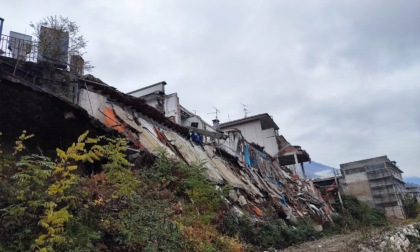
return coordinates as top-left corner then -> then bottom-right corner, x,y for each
327,195 -> 388,232
221,214 -> 320,249
403,194 -> 420,219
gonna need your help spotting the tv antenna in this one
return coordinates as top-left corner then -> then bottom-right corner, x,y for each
241,104 -> 250,118
207,106 -> 221,119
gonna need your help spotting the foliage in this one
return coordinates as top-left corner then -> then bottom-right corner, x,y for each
0,133 -> 246,251
14,130 -> 34,154
341,195 -> 388,228
100,137 -> 139,199
325,195 -> 389,234
140,149 -> 244,251
221,215 -> 320,249
402,194 -> 420,219
34,131 -> 105,251
3,131 -> 397,251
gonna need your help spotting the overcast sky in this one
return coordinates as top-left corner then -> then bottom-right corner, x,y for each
2,0 -> 419,177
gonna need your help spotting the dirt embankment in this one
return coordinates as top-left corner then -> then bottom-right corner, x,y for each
283,223 -> 420,252
282,228 -> 388,252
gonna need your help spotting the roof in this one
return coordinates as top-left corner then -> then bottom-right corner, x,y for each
340,155 -> 389,169
405,183 -> 420,188
126,81 -> 166,95
219,113 -> 279,130
340,155 -> 403,174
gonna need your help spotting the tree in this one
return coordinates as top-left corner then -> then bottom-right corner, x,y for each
402,194 -> 420,219
30,15 -> 92,73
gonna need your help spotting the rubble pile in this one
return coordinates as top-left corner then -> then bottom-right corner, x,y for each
358,223 -> 420,252
0,62 -> 335,226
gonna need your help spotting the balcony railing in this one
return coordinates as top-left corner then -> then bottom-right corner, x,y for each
373,196 -> 398,205
367,170 -> 404,183
370,179 -> 396,189
0,34 -> 38,62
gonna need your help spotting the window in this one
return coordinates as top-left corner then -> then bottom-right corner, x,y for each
190,122 -> 199,128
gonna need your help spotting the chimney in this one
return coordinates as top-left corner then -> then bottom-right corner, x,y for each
212,119 -> 220,130
70,55 -> 84,76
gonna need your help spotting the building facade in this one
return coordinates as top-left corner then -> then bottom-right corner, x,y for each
340,156 -> 406,219
127,82 -> 223,143
219,114 -> 310,178
405,183 -> 420,201
219,114 -> 280,156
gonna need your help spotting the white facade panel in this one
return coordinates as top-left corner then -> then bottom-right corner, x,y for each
225,120 -> 278,156
78,89 -> 107,123
164,93 -> 180,123
129,83 -> 165,98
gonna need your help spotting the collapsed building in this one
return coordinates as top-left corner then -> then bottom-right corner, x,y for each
0,26 -> 335,226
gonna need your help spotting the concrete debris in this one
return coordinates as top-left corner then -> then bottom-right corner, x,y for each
358,223 -> 420,252
229,189 -> 239,203
238,195 -> 248,206
232,205 -> 244,218
314,225 -> 323,232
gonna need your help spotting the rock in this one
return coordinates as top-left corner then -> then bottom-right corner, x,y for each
380,241 -> 386,248
314,225 -> 323,232
399,233 -> 406,239
238,195 -> 248,206
229,189 -> 238,202
232,205 -> 244,218
402,239 -> 410,248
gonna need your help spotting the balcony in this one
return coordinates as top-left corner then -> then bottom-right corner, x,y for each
373,196 -> 398,205
369,179 -> 396,189
367,170 -> 404,183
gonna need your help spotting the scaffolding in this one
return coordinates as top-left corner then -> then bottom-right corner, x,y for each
367,162 -> 406,217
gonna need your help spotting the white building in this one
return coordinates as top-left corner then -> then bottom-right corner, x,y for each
127,82 -> 224,143
219,114 -> 311,178
219,114 -> 279,156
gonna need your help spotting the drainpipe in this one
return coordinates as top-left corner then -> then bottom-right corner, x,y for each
334,169 -> 344,208
0,18 -> 4,36
0,18 -> 4,55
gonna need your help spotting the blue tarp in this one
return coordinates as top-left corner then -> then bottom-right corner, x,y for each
191,132 -> 203,143
244,142 -> 252,167
281,195 -> 288,206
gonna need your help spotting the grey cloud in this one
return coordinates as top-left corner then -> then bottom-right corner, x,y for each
2,0 -> 420,177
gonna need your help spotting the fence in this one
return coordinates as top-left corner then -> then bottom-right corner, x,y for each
0,34 -> 38,62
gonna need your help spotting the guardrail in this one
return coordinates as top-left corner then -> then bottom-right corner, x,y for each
0,34 -> 38,62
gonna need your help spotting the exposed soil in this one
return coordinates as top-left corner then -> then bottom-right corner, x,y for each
282,228 -> 385,252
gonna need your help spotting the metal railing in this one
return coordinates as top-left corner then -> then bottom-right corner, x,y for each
373,196 -> 398,205
0,34 -> 38,62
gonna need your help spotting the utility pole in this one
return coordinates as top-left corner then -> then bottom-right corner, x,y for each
334,168 -> 344,208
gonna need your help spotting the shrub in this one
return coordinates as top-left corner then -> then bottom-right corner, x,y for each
403,194 -> 420,219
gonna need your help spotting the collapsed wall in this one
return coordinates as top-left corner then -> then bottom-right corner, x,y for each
0,60 -> 334,225
77,75 -> 334,223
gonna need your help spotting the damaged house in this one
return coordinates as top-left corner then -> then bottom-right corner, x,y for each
219,114 -> 311,179
0,26 -> 334,227
127,82 -> 224,144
